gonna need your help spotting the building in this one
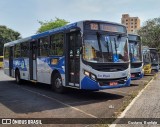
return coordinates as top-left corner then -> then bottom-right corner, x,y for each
121,14 -> 140,33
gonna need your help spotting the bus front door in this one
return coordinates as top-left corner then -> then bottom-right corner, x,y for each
30,41 -> 37,81
9,47 -> 14,77
66,32 -> 81,88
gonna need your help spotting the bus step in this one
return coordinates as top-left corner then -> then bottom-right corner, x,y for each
30,80 -> 37,83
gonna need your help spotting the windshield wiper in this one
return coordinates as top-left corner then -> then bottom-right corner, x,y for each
96,32 -> 104,61
132,45 -> 135,61
114,38 -> 118,57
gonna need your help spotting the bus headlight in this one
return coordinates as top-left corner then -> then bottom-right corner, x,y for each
84,70 -> 97,81
84,70 -> 90,77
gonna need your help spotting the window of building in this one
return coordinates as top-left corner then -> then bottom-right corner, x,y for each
39,36 -> 50,56
21,42 -> 29,57
14,43 -> 21,58
131,26 -> 133,28
50,33 -> 64,56
126,23 -> 128,25
135,26 -> 137,28
126,19 -> 128,22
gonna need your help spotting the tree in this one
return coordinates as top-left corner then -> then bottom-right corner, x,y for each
138,17 -> 160,51
0,25 -> 21,56
37,18 -> 69,33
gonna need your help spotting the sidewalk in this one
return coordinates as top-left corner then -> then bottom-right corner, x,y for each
111,72 -> 160,127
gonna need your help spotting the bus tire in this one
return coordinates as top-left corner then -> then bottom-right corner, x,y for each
15,70 -> 22,85
52,73 -> 65,93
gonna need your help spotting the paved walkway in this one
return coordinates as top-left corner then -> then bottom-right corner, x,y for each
111,72 -> 160,127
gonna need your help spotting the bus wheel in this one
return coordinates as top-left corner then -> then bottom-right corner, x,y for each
52,73 -> 65,93
15,70 -> 22,85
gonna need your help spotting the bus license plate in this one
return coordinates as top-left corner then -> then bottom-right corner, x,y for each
131,74 -> 135,78
109,82 -> 118,86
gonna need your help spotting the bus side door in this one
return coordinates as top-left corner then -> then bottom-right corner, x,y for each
29,41 -> 37,80
66,31 -> 81,88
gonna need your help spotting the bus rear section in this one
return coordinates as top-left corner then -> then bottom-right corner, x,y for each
149,48 -> 159,72
128,34 -> 143,80
0,56 -> 3,68
142,46 -> 152,75
3,20 -> 131,93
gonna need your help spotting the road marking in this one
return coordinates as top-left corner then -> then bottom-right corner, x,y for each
109,75 -> 156,127
19,86 -> 97,118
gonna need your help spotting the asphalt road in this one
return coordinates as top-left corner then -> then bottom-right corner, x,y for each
0,69 -> 154,126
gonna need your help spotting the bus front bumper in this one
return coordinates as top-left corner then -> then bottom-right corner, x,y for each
144,69 -> 152,75
81,76 -> 131,90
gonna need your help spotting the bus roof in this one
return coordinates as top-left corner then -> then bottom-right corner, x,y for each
4,20 -> 126,47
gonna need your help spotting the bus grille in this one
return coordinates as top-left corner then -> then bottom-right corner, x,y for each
93,64 -> 129,72
97,77 -> 128,86
131,63 -> 142,68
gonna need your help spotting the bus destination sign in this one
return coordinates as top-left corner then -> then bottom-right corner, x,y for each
88,22 -> 126,33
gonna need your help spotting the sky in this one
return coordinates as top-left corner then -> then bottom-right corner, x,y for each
0,0 -> 160,38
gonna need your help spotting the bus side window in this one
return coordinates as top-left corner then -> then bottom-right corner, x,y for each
50,33 -> 64,56
21,42 -> 29,57
39,36 -> 50,57
4,47 -> 9,59
14,43 -> 21,58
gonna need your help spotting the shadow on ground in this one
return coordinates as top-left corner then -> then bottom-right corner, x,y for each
0,80 -> 124,114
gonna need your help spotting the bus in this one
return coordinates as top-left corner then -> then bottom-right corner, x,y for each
149,48 -> 159,72
128,34 -> 143,80
3,20 -> 131,93
142,46 -> 152,74
158,52 -> 160,69
0,56 -> 3,68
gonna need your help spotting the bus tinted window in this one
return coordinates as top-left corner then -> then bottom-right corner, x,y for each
14,43 -> 21,58
50,33 -> 64,56
39,36 -> 49,56
21,42 -> 29,57
4,47 -> 9,59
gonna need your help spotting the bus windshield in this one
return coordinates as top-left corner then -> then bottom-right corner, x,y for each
129,42 -> 142,62
143,50 -> 151,64
83,34 -> 129,63
150,50 -> 159,64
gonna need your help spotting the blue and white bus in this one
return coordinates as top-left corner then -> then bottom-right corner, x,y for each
149,48 -> 159,72
128,34 -> 143,80
3,20 -> 131,93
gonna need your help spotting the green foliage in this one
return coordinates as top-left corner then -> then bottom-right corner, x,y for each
138,17 -> 160,51
0,25 -> 21,56
37,17 -> 69,33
